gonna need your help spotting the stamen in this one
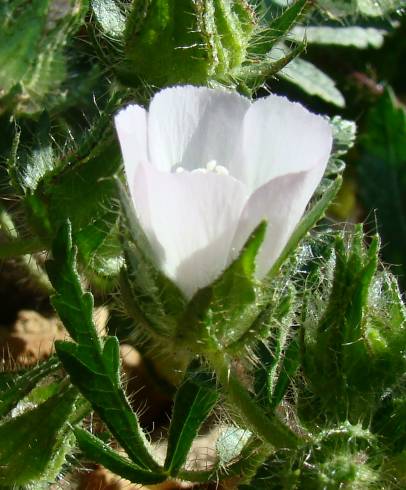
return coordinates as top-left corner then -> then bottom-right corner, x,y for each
215,165 -> 229,176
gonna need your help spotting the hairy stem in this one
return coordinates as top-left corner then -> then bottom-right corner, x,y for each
208,353 -> 301,449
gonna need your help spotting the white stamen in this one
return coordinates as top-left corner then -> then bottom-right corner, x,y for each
215,165 -> 229,176
175,160 -> 229,176
206,160 -> 217,171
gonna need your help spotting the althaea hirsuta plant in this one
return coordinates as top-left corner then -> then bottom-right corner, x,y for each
0,0 -> 405,489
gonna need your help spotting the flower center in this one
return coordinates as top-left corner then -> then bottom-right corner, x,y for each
175,160 -> 229,176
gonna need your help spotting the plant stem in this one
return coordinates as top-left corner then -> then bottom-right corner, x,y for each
208,354 -> 301,449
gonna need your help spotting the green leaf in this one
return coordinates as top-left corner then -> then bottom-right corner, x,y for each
331,116 -> 357,158
269,338 -> 300,409
8,113 -> 54,194
324,116 -> 356,178
290,26 -> 386,48
0,0 -> 88,114
23,106 -> 123,277
74,208 -> 121,272
239,42 -> 305,85
253,290 -> 296,410
268,0 -> 309,40
251,0 -> 309,56
35,134 -> 120,234
267,176 -> 342,281
357,88 -> 406,289
164,367 -> 219,476
74,428 -> 166,485
46,221 -> 160,472
0,386 -> 77,486
278,54 -> 345,107
356,0 -> 404,16
0,0 -> 49,93
0,357 -> 59,418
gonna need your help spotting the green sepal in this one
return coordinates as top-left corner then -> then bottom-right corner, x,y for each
177,221 -> 267,352
164,364 -> 219,476
47,221 -> 159,472
0,386 -> 77,486
117,178 -> 187,337
74,428 -> 166,485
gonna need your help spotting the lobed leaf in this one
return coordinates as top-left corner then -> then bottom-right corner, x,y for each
47,221 -> 160,472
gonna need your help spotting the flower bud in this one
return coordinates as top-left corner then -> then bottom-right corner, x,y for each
123,0 -> 255,86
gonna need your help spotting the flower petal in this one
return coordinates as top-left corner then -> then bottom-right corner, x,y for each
231,167 -> 326,278
148,86 -> 250,172
132,163 -> 248,298
114,104 -> 148,190
240,94 -> 333,191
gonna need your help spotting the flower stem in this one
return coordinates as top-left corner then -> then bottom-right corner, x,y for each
208,353 -> 301,449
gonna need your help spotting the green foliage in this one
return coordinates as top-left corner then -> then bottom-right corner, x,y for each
260,0 -> 402,105
277,53 -> 346,107
0,385 -> 77,486
0,357 -> 59,418
118,179 -> 187,342
300,227 -> 382,421
7,113 -> 54,194
46,221 -> 160,471
0,0 -> 405,488
121,0 -> 255,86
358,88 -> 406,288
290,25 -> 387,48
0,0 -> 88,115
164,366 -> 218,476
178,222 -> 267,352
74,428 -> 166,484
241,225 -> 406,489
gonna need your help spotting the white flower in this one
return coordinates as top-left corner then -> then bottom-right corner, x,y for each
115,86 -> 332,299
